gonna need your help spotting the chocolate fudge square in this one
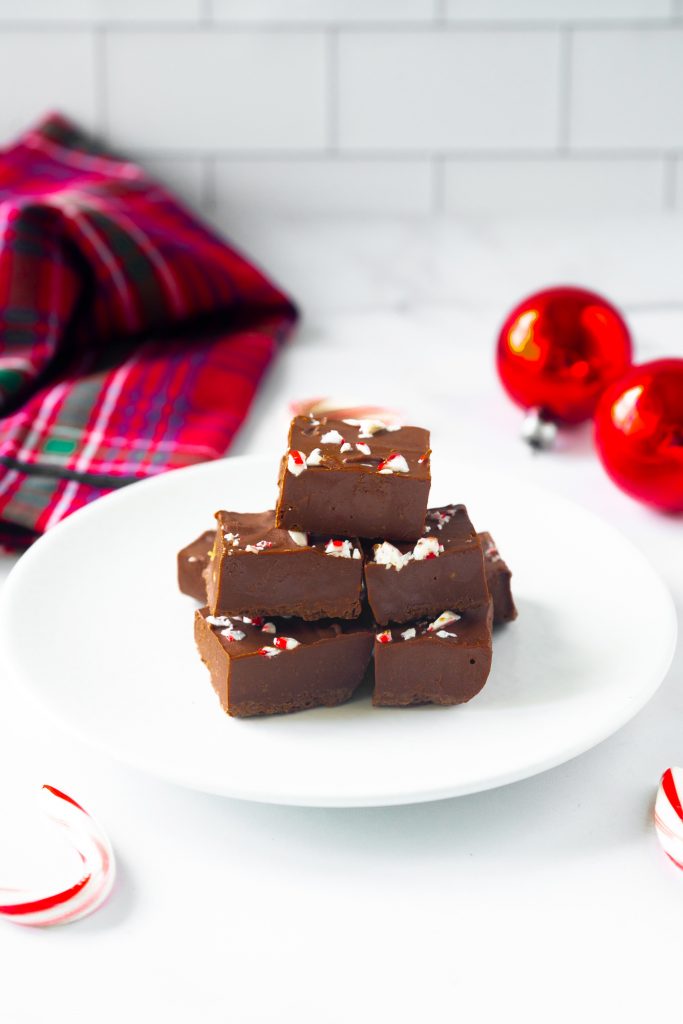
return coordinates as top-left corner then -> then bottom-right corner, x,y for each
276,415 -> 431,541
177,529 -> 214,601
372,604 -> 493,707
195,608 -> 374,717
206,510 -> 363,620
479,531 -> 518,625
365,504 -> 488,625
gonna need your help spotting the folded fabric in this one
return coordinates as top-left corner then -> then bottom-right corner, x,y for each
0,114 -> 298,547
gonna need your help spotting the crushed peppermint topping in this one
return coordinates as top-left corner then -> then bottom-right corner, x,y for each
288,530 -> 308,547
273,636 -> 300,651
377,452 -> 409,475
321,429 -> 345,445
325,538 -> 355,558
257,646 -> 280,657
245,540 -> 273,554
484,541 -> 501,562
287,450 -> 307,476
401,627 -> 416,641
426,507 -> 456,532
241,615 -> 263,626
417,451 -> 430,464
306,448 -> 323,466
355,442 -> 371,455
223,531 -> 240,547
427,610 -> 461,632
352,548 -> 361,559
340,441 -> 353,453
206,615 -> 233,628
261,622 -> 277,634
413,536 -> 442,561
187,555 -> 198,562
373,535 -> 443,571
220,627 -> 246,642
343,418 -> 401,439
435,630 -> 457,639
376,630 -> 392,644
374,541 -> 411,571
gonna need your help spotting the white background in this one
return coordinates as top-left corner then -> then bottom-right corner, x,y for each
0,212 -> 682,1022
1,0 -> 683,215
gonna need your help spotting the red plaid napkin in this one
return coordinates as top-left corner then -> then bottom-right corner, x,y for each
0,114 -> 297,549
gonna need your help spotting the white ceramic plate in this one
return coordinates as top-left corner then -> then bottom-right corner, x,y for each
0,455 -> 676,807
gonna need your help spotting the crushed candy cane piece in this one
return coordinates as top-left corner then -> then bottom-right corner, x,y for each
288,530 -> 308,547
427,610 -> 461,632
401,627 -> 416,641
417,451 -> 430,464
654,767 -> 683,870
355,442 -> 371,455
340,442 -> 353,453
413,536 -> 441,561
306,448 -> 323,467
483,540 -> 501,562
377,452 -> 409,475
376,630 -> 392,644
257,646 -> 280,657
241,615 -> 264,626
187,555 -> 198,563
325,538 -> 354,558
287,450 -> 307,476
343,418 -> 401,439
373,541 -> 411,571
220,628 -> 246,642
0,785 -> 115,928
206,615 -> 233,628
261,622 -> 277,634
353,548 -> 361,559
321,430 -> 345,445
426,507 -> 455,531
244,540 -> 273,554
436,630 -> 457,639
273,636 -> 301,651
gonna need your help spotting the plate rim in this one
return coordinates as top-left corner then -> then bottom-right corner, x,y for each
0,455 -> 678,807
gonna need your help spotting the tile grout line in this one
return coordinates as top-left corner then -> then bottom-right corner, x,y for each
663,154 -> 677,211
432,156 -> 445,215
202,154 -> 217,211
326,29 -> 339,153
94,26 -> 108,137
557,27 -> 572,153
0,19 -> 680,31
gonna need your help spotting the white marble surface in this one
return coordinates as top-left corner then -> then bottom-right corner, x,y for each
1,215 -> 682,1023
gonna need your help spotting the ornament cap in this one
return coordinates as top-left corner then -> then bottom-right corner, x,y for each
521,408 -> 557,450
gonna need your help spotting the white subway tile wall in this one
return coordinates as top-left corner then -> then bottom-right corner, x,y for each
1,0 -> 682,215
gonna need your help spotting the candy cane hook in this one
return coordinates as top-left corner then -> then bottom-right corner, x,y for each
0,786 -> 115,927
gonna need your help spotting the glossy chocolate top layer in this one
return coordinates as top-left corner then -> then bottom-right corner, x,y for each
286,415 -> 431,480
215,509 -> 362,559
375,604 -> 491,644
198,608 -> 372,659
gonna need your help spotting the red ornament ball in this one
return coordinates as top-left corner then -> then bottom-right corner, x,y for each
595,359 -> 683,512
497,286 -> 633,424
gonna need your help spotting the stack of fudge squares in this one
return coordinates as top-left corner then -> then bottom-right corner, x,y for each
178,415 -> 517,718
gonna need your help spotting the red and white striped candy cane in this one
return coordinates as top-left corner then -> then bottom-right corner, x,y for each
654,767 -> 683,871
0,785 -> 115,927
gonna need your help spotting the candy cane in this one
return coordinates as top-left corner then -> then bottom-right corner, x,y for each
654,767 -> 683,871
0,786 -> 115,927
